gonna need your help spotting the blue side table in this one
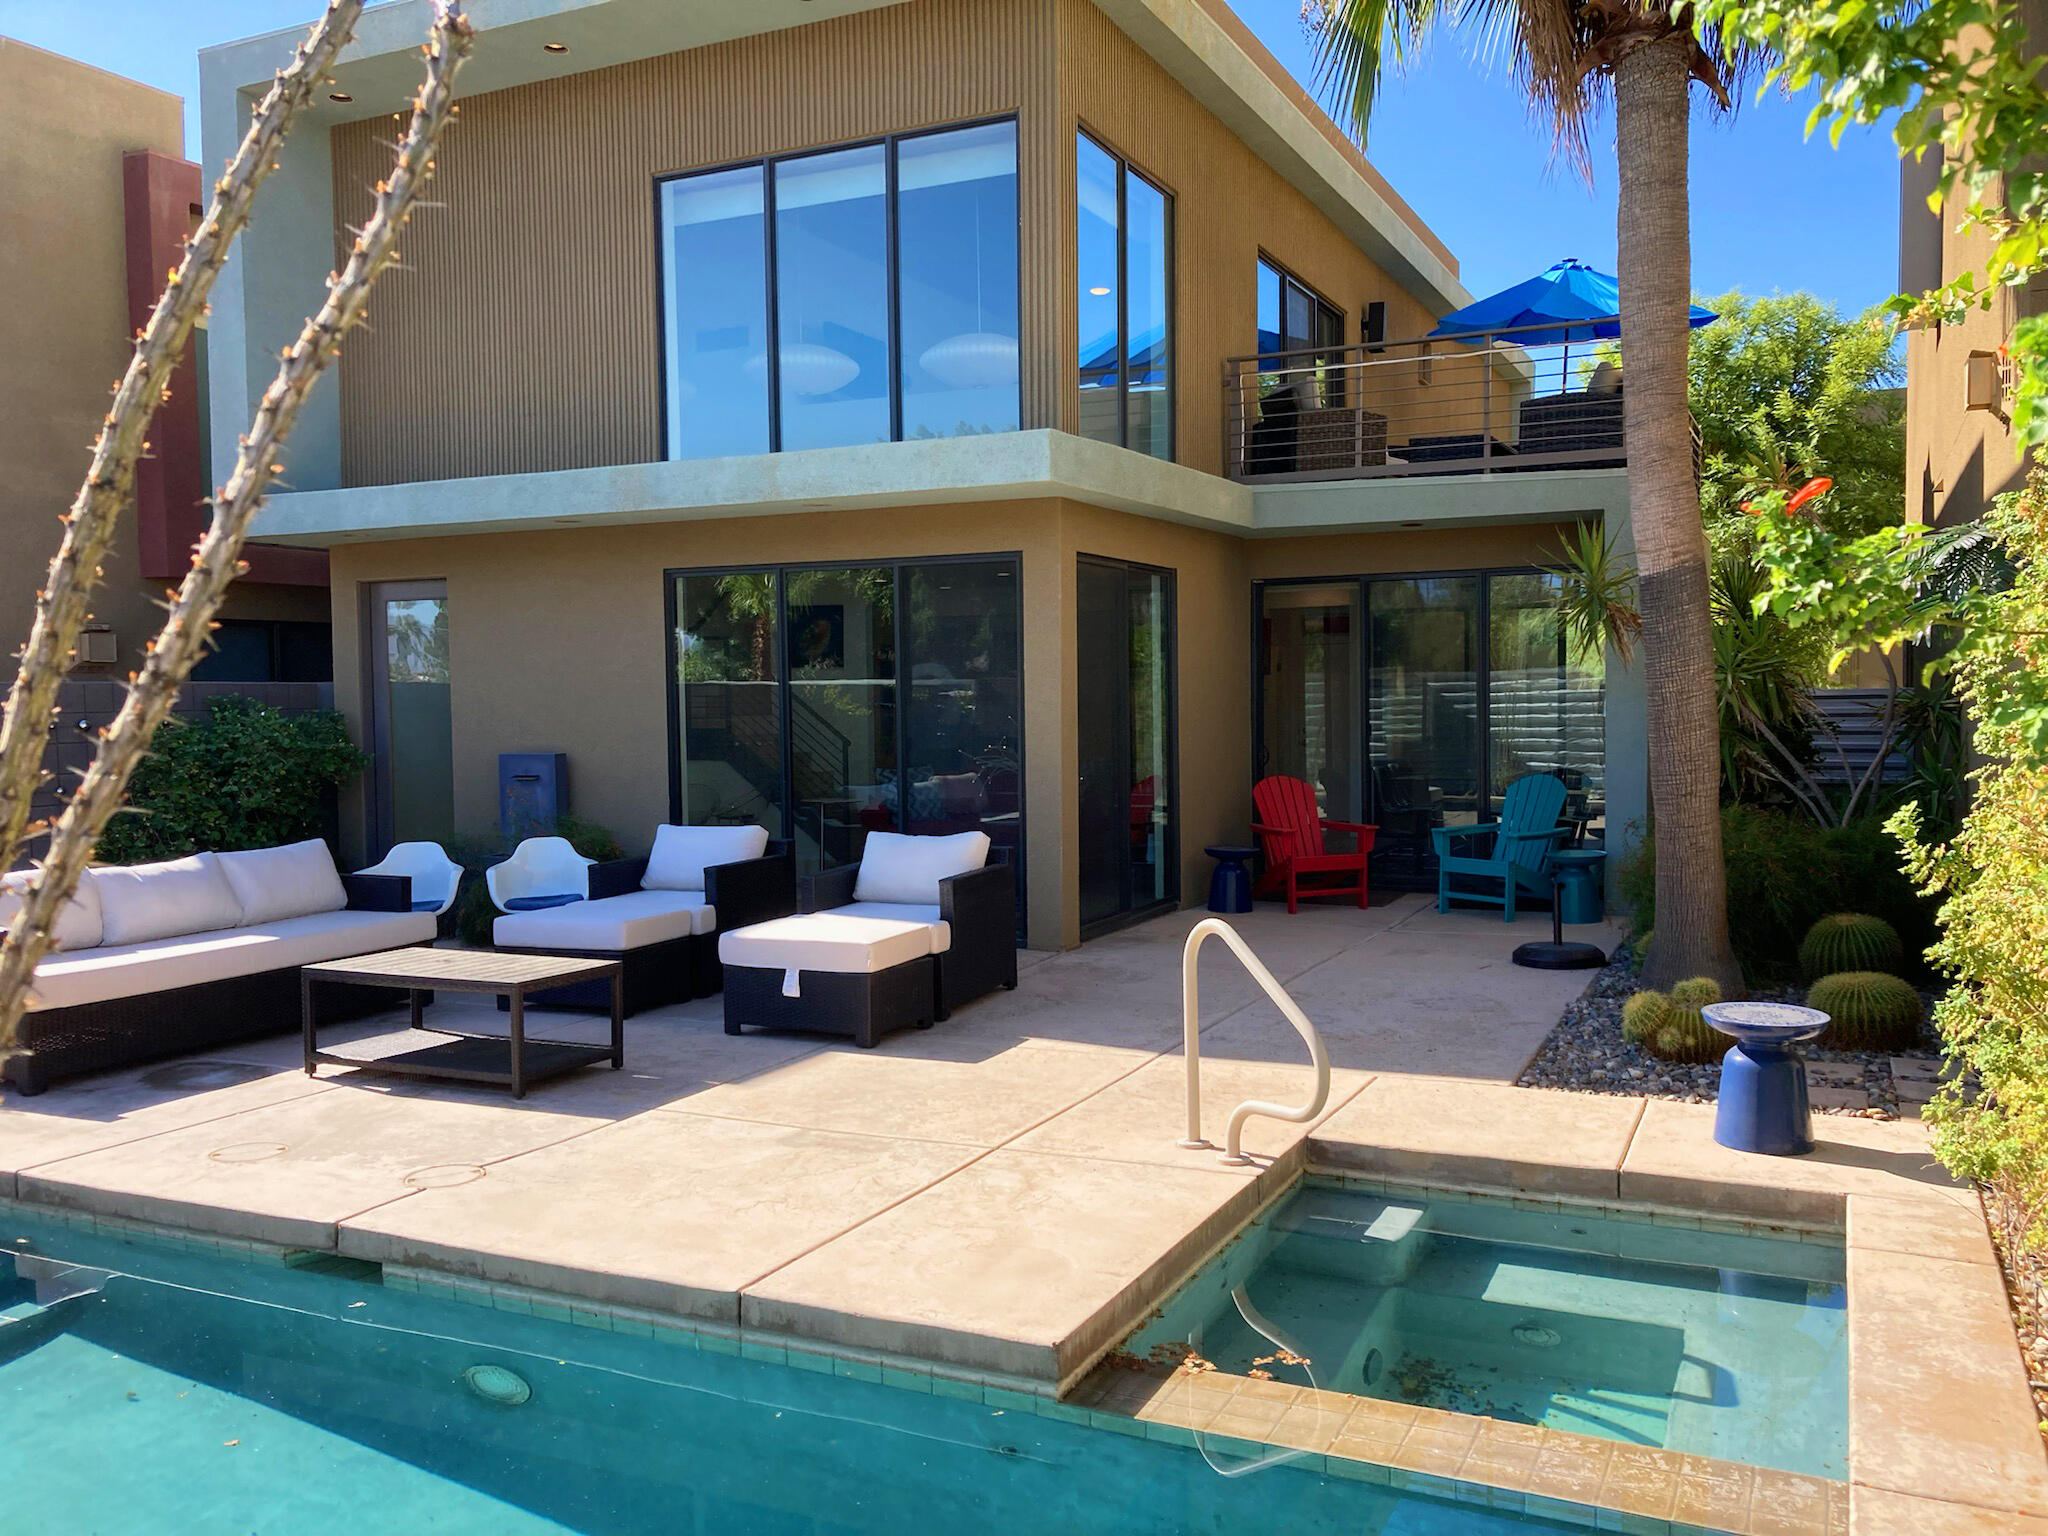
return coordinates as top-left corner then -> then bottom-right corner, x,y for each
1204,845 -> 1258,914
1703,1002 -> 1830,1156
1550,849 -> 1607,925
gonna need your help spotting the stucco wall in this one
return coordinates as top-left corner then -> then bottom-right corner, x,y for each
0,42 -> 184,676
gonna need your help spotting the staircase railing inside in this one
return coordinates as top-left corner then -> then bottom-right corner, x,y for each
1179,918 -> 1330,1166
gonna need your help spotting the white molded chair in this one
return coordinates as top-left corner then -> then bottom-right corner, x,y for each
356,841 -> 464,916
485,836 -> 594,912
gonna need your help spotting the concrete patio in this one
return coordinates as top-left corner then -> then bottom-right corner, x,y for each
0,896 -> 1613,1374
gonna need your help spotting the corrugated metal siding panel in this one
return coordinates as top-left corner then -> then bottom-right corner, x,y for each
333,0 -> 1059,488
1053,0 -> 1433,477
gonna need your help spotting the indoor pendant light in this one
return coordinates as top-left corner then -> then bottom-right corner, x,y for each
744,343 -> 859,397
919,331 -> 1019,390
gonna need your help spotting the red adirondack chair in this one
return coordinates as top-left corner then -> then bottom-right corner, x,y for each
1251,776 -> 1378,914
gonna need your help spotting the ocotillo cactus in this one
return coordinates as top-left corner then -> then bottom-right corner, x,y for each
0,5 -> 476,1064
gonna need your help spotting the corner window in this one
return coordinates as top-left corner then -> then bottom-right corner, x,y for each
1257,257 -> 1345,402
658,120 -> 1020,460
1076,133 -> 1173,460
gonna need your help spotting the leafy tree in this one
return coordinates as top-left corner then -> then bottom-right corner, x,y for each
1307,0 -> 1748,990
1702,0 -> 2048,444
1689,291 -> 1905,538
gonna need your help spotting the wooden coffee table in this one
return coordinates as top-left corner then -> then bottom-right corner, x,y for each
302,947 -> 623,1098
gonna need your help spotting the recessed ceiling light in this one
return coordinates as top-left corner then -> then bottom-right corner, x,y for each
327,91 -> 353,103
1088,286 -> 1110,296
542,41 -> 569,53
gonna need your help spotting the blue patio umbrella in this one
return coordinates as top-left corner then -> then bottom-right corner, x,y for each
1428,258 -> 1718,345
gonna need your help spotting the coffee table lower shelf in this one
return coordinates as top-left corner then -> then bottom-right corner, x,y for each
307,1031 -> 616,1092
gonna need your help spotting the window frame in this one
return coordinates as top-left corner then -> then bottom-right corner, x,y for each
664,552 -> 1029,942
1075,128 -> 1177,462
653,115 -> 1023,460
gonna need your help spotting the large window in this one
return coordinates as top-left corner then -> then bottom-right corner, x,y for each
1256,257 -> 1345,398
670,558 -> 1025,936
659,121 -> 1019,460
1256,570 -> 1604,887
1076,133 -> 1173,460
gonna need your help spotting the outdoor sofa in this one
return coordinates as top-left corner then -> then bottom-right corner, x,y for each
490,825 -> 796,1014
2,840 -> 433,1096
720,830 -> 1016,1048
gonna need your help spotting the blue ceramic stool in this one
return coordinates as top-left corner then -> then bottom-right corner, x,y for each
1550,849 -> 1607,925
1205,845 -> 1258,914
1703,1002 -> 1830,1156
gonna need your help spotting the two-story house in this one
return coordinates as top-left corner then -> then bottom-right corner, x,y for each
200,0 -> 1645,948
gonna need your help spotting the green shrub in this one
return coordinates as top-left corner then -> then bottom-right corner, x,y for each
1806,971 -> 1925,1052
1617,804 -> 1935,986
1798,913 -> 1904,981
1623,977 -> 1725,1064
444,818 -> 626,947
95,697 -> 367,865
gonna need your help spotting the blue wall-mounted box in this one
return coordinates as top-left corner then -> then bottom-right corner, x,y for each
499,753 -> 569,844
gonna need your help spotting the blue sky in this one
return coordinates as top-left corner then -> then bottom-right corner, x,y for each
0,0 -> 1903,315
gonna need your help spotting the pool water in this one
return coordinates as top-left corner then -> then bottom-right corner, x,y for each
1126,1180 -> 1848,1480
0,1212 -> 1586,1535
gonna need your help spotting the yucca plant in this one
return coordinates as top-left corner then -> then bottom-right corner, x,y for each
1545,521 -> 1642,665
1807,971 -> 1924,1052
1798,913 -> 1904,982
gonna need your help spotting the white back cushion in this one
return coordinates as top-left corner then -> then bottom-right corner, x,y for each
93,853 -> 243,946
216,839 -> 349,925
852,830 -> 990,906
643,823 -> 770,893
0,868 -> 104,952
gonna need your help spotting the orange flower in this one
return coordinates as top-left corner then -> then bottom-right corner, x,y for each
1786,477 -> 1834,514
1742,500 -> 1761,515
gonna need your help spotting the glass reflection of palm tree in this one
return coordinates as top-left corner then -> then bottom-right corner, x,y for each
387,600 -> 449,684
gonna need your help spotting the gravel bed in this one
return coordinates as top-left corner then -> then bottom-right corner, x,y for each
1515,941 -> 1943,1118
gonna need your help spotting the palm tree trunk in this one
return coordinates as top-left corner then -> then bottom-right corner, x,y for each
1613,32 -> 1743,994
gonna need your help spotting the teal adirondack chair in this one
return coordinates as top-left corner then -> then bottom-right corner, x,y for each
1431,773 -> 1571,920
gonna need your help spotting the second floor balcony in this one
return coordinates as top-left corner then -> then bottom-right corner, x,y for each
1224,324 -> 1637,484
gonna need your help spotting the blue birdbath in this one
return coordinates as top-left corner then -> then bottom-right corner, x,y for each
1703,1001 -> 1830,1156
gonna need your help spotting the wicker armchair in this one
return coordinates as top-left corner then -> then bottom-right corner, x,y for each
800,844 -> 1017,1021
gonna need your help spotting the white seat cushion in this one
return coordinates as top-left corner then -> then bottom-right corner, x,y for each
823,902 -> 950,955
719,913 -> 934,978
217,840 -> 349,925
851,830 -> 989,906
1,869 -> 102,952
28,909 -> 436,1011
643,824 -> 770,893
493,890 -> 712,951
92,853 -> 244,946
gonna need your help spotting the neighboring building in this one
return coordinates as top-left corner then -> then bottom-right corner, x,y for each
1898,0 -> 2047,534
0,38 -> 332,687
202,0 -> 1645,948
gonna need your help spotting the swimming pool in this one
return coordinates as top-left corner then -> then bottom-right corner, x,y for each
1124,1179 -> 1848,1481
0,1207 -> 1589,1535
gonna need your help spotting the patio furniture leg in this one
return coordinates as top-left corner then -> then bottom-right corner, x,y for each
509,987 -> 527,1099
1504,881 -> 1516,922
1437,873 -> 1451,914
301,971 -> 317,1076
1286,869 -> 1299,916
409,986 -> 424,1031
609,971 -> 624,1068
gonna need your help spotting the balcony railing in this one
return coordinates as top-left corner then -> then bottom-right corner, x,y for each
1224,323 -> 1637,484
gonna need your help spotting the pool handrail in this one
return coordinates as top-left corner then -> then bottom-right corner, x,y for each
1179,917 -> 1332,1166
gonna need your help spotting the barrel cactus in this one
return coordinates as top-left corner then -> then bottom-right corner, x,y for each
1622,977 -> 1724,1064
1798,913 -> 1904,982
1807,971 -> 1924,1052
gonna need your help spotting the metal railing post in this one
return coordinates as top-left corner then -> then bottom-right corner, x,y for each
1181,917 -> 1331,1166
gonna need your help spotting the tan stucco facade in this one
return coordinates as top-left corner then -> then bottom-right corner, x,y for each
0,39 -> 329,680
1898,1 -> 2046,532
0,41 -> 184,676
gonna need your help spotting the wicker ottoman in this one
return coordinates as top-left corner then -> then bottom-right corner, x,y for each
718,913 -> 941,1048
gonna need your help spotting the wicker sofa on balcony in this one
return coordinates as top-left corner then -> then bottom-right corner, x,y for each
2,840 -> 432,1096
490,825 -> 796,1014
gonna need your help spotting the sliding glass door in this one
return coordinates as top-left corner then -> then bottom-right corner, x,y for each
1078,557 -> 1176,934
364,580 -> 454,857
671,557 -> 1025,936
1256,570 -> 1605,888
